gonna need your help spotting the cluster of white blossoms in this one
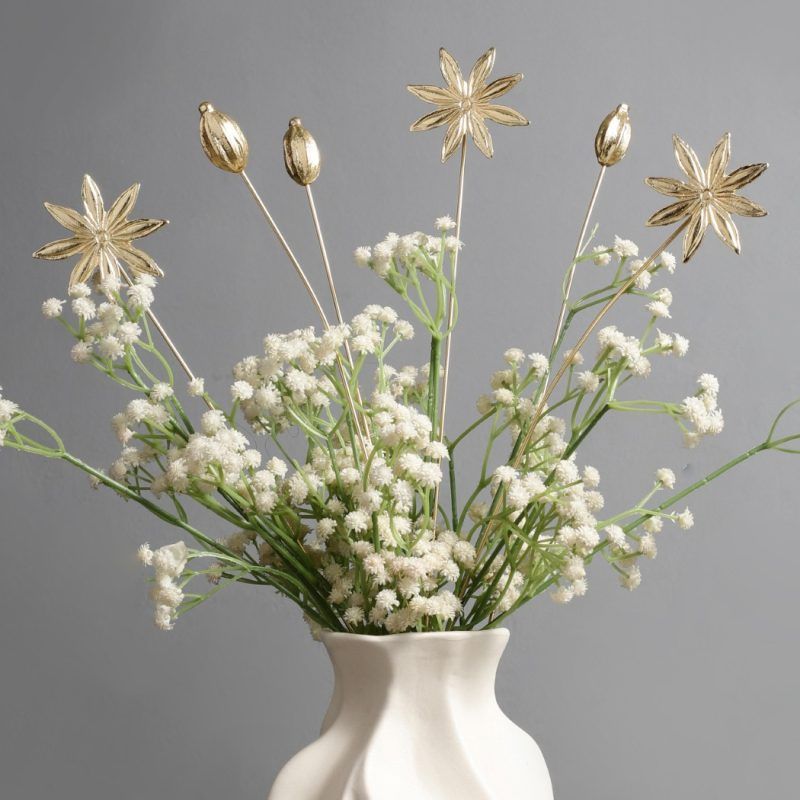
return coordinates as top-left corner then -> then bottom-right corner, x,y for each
14,225 -> 725,634
220,302 -> 484,634
232,305 -> 413,434
0,387 -> 20,447
41,274 -> 154,366
679,373 -> 724,448
353,219 -> 461,314
137,541 -> 190,630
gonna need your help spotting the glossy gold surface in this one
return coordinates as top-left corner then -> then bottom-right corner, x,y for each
33,175 -> 167,289
595,104 -> 631,166
198,102 -> 249,173
283,118 -> 321,186
646,133 -> 767,261
408,47 -> 529,161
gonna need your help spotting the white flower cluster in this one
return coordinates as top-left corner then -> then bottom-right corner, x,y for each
592,237 -> 676,278
233,306 -> 412,434
602,469 -> 695,592
42,275 -> 153,365
597,325 -> 653,377
354,223 -> 461,288
15,220 -> 727,634
137,541 -> 190,630
680,373 -> 724,447
0,387 -> 20,446
316,527 -> 473,635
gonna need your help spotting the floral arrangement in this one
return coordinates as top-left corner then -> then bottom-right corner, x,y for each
2,47 -> 797,638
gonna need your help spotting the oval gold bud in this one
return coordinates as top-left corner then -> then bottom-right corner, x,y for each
283,117 -> 321,186
198,102 -> 249,173
595,103 -> 631,167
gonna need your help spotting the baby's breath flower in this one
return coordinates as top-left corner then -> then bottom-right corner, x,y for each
577,371 -> 600,392
619,564 -> 642,591
117,321 -> 142,345
646,300 -> 671,319
435,215 -> 456,232
231,380 -> 254,401
656,468 -> 676,489
661,251 -> 677,273
613,236 -> 638,258
97,336 -> 124,360
528,352 -> 549,376
71,297 -> 96,320
672,334 -> 690,357
70,341 -> 93,364
136,542 -> 153,567
444,235 -> 462,252
592,246 -> 611,266
394,320 -> 414,340
582,465 -> 600,488
42,298 -> 64,318
550,585 -> 574,604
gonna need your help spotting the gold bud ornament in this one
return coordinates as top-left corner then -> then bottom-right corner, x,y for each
283,118 -> 321,186
198,102 -> 249,173
594,103 -> 631,167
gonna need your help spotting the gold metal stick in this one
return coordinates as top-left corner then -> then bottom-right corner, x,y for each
430,137 -> 468,524
238,171 -> 368,456
118,267 -> 214,410
550,164 -> 606,354
239,171 -> 331,327
305,184 -> 372,447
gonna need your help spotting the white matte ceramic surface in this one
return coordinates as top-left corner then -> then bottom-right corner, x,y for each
268,628 -> 553,799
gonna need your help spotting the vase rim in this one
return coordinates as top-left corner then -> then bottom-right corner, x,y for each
320,627 -> 509,644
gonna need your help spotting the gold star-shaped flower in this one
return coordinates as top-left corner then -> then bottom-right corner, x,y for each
33,175 -> 168,289
408,47 -> 529,162
645,134 -> 767,262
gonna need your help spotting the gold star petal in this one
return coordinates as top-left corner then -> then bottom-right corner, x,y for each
645,133 -> 767,262
33,174 -> 168,289
408,47 -> 529,162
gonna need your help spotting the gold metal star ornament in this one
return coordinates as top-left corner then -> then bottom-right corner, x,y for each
646,134 -> 767,262
408,47 -> 529,162
33,175 -> 168,289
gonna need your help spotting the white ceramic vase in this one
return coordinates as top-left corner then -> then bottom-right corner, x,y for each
268,628 -> 553,800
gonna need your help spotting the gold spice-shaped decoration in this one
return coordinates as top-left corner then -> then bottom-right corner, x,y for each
198,102 -> 249,173
595,103 -> 631,167
283,118 -> 321,186
408,47 -> 529,162
33,174 -> 167,289
646,133 -> 767,261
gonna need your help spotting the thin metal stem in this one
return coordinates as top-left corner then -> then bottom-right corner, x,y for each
240,171 -> 330,327
431,137 -> 468,525
119,267 -> 213,410
239,171 -> 367,456
550,165 -> 606,354
305,185 -> 372,447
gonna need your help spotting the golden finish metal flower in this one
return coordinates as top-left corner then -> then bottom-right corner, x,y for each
646,133 -> 767,262
408,47 -> 529,162
33,175 -> 168,289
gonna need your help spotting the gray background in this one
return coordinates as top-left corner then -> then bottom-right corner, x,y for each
1,1 -> 797,797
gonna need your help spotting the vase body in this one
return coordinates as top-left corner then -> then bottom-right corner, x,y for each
268,628 -> 553,800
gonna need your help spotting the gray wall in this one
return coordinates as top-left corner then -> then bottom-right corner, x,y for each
1,1 -> 797,797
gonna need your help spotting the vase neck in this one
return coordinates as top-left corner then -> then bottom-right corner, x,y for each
321,630 -> 509,723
